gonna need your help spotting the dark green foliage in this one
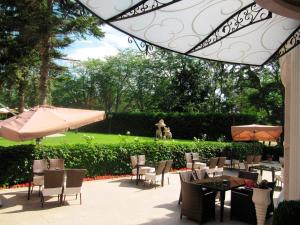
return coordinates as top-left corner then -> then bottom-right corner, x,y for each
273,200 -> 300,225
0,145 -> 35,186
81,112 -> 258,141
0,141 -> 274,186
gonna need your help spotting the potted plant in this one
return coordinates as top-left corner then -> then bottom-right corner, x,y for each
252,180 -> 272,225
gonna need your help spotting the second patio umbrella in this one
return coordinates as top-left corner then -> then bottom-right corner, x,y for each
0,105 -> 106,141
231,124 -> 282,141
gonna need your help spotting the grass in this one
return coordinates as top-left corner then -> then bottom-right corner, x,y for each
0,132 -> 193,146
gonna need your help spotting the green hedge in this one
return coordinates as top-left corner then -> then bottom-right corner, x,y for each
0,141 -> 273,186
273,200 -> 300,225
80,112 -> 259,141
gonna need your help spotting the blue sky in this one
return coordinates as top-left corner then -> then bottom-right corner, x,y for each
64,25 -> 135,61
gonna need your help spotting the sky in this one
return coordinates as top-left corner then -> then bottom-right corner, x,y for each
64,25 -> 135,62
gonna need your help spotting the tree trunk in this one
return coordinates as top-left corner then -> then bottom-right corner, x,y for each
38,0 -> 52,105
18,78 -> 26,113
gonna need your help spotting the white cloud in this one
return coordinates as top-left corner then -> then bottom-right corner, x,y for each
65,25 -> 134,61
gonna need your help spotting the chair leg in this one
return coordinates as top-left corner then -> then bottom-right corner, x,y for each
80,193 -> 82,205
76,194 -> 78,200
38,186 -> 41,196
63,195 -> 66,204
180,213 -> 183,220
41,196 -> 44,208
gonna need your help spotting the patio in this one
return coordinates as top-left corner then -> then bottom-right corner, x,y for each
0,169 -> 278,225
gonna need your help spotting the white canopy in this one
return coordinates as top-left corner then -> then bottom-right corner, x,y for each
78,0 -> 300,66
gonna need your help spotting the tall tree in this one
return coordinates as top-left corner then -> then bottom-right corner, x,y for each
35,0 -> 104,104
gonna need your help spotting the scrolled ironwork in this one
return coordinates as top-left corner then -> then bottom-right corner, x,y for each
186,3 -> 272,54
109,0 -> 182,22
277,27 -> 300,58
128,36 -> 154,55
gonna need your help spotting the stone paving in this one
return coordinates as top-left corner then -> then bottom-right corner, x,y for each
0,169 -> 279,225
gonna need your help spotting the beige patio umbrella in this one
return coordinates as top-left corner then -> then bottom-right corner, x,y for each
231,124 -> 283,141
0,105 -> 106,141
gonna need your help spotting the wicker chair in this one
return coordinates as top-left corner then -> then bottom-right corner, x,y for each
49,158 -> 64,170
162,160 -> 173,185
239,155 -> 254,171
186,153 -> 206,170
180,174 -> 216,224
145,160 -> 167,187
178,170 -> 207,204
215,157 -> 226,176
63,169 -> 86,204
249,155 -> 262,170
29,159 -> 48,198
130,155 -> 154,181
231,182 -> 275,224
41,169 -> 64,207
204,157 -> 219,177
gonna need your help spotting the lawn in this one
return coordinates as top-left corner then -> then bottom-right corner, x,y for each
0,132 -> 193,146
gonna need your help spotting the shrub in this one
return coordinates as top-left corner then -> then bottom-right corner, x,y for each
80,112 -> 259,141
273,200 -> 300,225
0,141 -> 270,186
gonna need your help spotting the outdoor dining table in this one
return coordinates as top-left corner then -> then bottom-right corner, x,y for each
193,175 -> 246,222
251,161 -> 282,182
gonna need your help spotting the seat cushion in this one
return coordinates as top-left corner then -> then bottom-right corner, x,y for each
64,187 -> 82,195
42,187 -> 63,196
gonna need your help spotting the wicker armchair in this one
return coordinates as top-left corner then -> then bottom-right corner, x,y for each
180,176 -> 216,224
215,157 -> 226,176
63,169 -> 86,205
145,160 -> 167,187
41,169 -> 64,207
162,160 -> 173,185
29,159 -> 48,198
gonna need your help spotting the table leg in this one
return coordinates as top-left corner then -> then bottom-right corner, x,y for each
136,166 -> 139,185
27,181 -> 31,200
260,167 -> 263,177
220,190 -> 225,222
272,168 -> 275,182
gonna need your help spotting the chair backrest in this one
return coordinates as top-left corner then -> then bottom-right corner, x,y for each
208,157 -> 219,169
192,153 -> 200,161
217,157 -> 226,168
253,155 -> 262,164
246,155 -> 254,164
65,169 -> 86,188
164,160 -> 173,173
33,159 -> 48,174
49,158 -> 64,170
44,169 -> 64,188
130,155 -> 137,168
156,160 -> 167,175
179,171 -> 193,183
185,153 -> 192,163
138,155 -> 146,165
238,171 -> 259,182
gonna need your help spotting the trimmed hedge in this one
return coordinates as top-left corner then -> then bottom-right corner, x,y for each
0,141 -> 280,186
80,112 -> 259,141
273,200 -> 300,225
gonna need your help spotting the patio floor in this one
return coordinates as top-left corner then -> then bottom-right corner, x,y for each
0,169 -> 279,225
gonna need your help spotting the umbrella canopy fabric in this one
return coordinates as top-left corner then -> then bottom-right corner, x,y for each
0,108 -> 10,114
231,124 -> 283,141
0,105 -> 106,141
77,0 -> 300,66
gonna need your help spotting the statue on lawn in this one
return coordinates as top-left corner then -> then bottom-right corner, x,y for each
155,119 -> 172,140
